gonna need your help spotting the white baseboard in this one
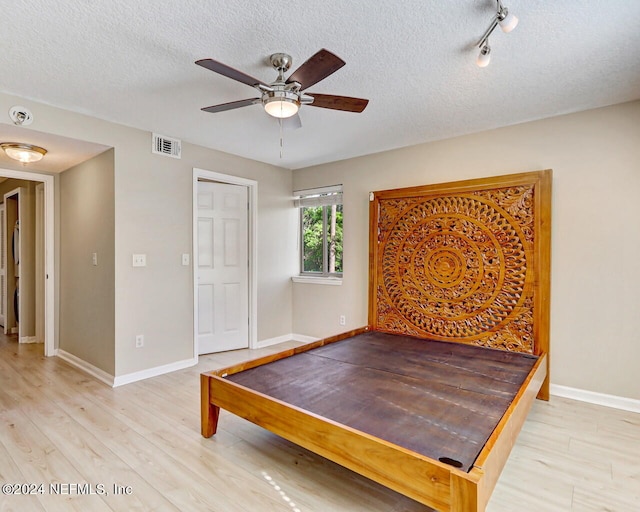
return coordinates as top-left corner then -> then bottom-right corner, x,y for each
113,357 -> 197,387
56,349 -> 115,387
550,384 -> 640,414
57,349 -> 197,388
19,336 -> 40,344
255,334 -> 292,349
255,333 -> 319,349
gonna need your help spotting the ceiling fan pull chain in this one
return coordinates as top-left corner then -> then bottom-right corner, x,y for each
279,118 -> 284,159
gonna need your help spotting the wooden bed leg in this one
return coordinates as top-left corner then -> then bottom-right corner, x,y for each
451,473 -> 483,512
200,374 -> 220,438
536,354 -> 550,401
537,374 -> 550,401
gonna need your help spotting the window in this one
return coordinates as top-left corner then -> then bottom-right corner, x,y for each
295,185 -> 343,277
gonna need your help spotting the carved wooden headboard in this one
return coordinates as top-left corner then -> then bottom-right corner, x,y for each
368,170 -> 551,356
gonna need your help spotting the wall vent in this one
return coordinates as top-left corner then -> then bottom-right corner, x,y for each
152,133 -> 181,159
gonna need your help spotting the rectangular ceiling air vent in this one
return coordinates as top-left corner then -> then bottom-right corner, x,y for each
152,133 -> 182,159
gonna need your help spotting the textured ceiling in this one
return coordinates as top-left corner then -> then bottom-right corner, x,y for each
1,0 -> 639,170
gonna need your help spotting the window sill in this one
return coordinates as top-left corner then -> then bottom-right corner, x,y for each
291,275 -> 343,286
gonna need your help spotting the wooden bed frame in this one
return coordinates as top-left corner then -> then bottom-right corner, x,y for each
201,170 -> 552,511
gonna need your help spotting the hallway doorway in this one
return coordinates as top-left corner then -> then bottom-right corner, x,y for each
0,169 -> 54,355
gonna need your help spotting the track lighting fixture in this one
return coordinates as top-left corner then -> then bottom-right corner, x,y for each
476,0 -> 518,67
477,44 -> 491,68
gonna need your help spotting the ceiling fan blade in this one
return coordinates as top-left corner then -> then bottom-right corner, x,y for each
196,59 -> 269,89
286,49 -> 346,90
201,98 -> 261,113
307,93 -> 369,113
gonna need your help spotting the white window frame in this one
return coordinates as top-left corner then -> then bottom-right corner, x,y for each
294,185 -> 343,283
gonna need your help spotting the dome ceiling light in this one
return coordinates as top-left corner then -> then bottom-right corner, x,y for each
1,142 -> 48,164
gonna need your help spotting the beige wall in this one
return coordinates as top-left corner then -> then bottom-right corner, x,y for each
0,91 -> 295,378
292,100 -> 640,401
113,135 -> 296,375
60,150 -> 115,374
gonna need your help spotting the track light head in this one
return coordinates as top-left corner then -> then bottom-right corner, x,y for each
498,8 -> 518,33
476,44 -> 491,68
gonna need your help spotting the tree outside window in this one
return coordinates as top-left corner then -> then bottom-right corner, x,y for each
296,185 -> 343,277
302,204 -> 343,274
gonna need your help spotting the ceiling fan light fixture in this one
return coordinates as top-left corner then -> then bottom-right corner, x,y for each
1,142 -> 47,163
263,90 -> 300,119
264,98 -> 299,119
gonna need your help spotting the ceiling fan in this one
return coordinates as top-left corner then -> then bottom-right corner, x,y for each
195,49 -> 369,121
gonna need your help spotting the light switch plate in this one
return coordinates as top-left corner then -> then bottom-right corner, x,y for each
182,253 -> 190,266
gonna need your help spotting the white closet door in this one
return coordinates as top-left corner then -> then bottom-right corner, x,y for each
197,181 -> 249,354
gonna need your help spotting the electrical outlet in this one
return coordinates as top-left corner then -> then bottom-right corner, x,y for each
135,334 -> 144,348
339,315 -> 346,326
132,254 -> 147,267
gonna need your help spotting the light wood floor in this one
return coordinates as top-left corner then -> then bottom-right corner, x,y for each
0,334 -> 638,512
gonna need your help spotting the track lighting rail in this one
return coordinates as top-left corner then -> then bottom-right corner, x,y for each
476,0 -> 518,68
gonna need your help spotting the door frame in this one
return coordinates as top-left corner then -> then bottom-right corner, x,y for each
0,202 -> 4,327
192,168 -> 257,359
35,183 -> 45,344
0,168 -> 54,356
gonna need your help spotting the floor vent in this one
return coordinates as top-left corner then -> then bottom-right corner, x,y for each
152,133 -> 182,159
